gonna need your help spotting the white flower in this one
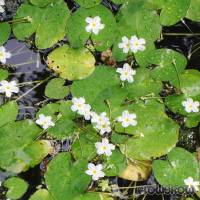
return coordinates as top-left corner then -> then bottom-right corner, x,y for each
95,138 -> 115,157
71,97 -> 92,120
117,110 -> 137,128
0,46 -> 11,64
36,114 -> 55,130
118,36 -> 130,54
130,36 -> 146,53
91,112 -> 111,135
85,163 -> 105,181
0,0 -> 5,13
182,98 -> 199,113
116,63 -> 136,83
0,80 -> 19,97
85,16 -> 105,35
91,112 -> 110,124
184,177 -> 200,192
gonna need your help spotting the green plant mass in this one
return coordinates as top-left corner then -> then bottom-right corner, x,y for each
0,0 -> 199,200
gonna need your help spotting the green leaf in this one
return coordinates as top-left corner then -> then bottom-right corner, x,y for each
4,177 -> 28,200
12,4 -> 43,40
66,5 -> 117,51
45,78 -> 69,99
159,0 -> 191,26
71,66 -> 119,105
118,100 -> 179,160
47,45 -> 95,80
0,69 -> 9,80
13,1 -> 70,49
148,48 -> 187,85
73,193 -> 102,200
71,126 -> 100,161
104,149 -> 127,176
75,0 -> 101,8
111,0 -> 126,4
35,1 -> 69,49
165,70 -> 200,128
186,0 -> 200,22
29,189 -> 54,200
29,0 -> 54,7
0,22 -> 11,45
153,147 -> 200,186
0,101 -> 18,127
45,153 -> 91,200
0,120 -> 42,173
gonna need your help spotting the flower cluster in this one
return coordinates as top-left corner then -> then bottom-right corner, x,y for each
182,98 -> 199,113
118,35 -> 146,54
85,16 -> 105,35
116,63 -> 136,83
70,96 -> 138,181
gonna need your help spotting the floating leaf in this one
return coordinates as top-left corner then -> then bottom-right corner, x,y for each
45,78 -> 69,99
29,0 -> 54,7
4,177 -> 28,200
0,120 -> 42,172
75,0 -> 101,8
159,0 -> 191,26
0,69 -> 9,80
186,0 -> 200,22
0,22 -> 11,45
165,70 -> 200,128
153,147 -> 200,186
47,45 -> 95,80
29,189 -> 54,200
71,126 -> 100,161
104,149 -> 127,176
71,66 -> 119,105
66,5 -> 117,51
45,153 -> 90,200
0,101 -> 18,127
148,48 -> 187,85
13,1 -> 69,49
118,100 -> 179,160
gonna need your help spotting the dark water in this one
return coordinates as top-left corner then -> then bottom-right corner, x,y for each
0,0 -> 200,200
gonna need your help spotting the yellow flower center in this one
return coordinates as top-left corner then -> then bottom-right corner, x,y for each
92,170 -> 97,174
92,22 -> 97,28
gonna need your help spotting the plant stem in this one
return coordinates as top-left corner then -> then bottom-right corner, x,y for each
163,32 -> 200,36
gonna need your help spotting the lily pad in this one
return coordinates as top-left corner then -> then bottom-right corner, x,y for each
104,149 -> 127,176
4,177 -> 28,200
13,1 -> 69,49
45,153 -> 91,200
71,66 -> 119,105
186,0 -> 200,22
71,126 -> 100,161
47,45 -> 95,80
159,0 -> 191,26
153,147 -> 200,186
75,0 -> 101,8
0,69 -> 9,80
66,5 -> 117,51
29,189 -> 54,200
0,101 -> 18,127
0,22 -> 11,45
165,70 -> 200,128
45,78 -> 69,99
29,0 -> 54,7
148,48 -> 187,85
0,120 -> 42,172
118,100 -> 179,160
